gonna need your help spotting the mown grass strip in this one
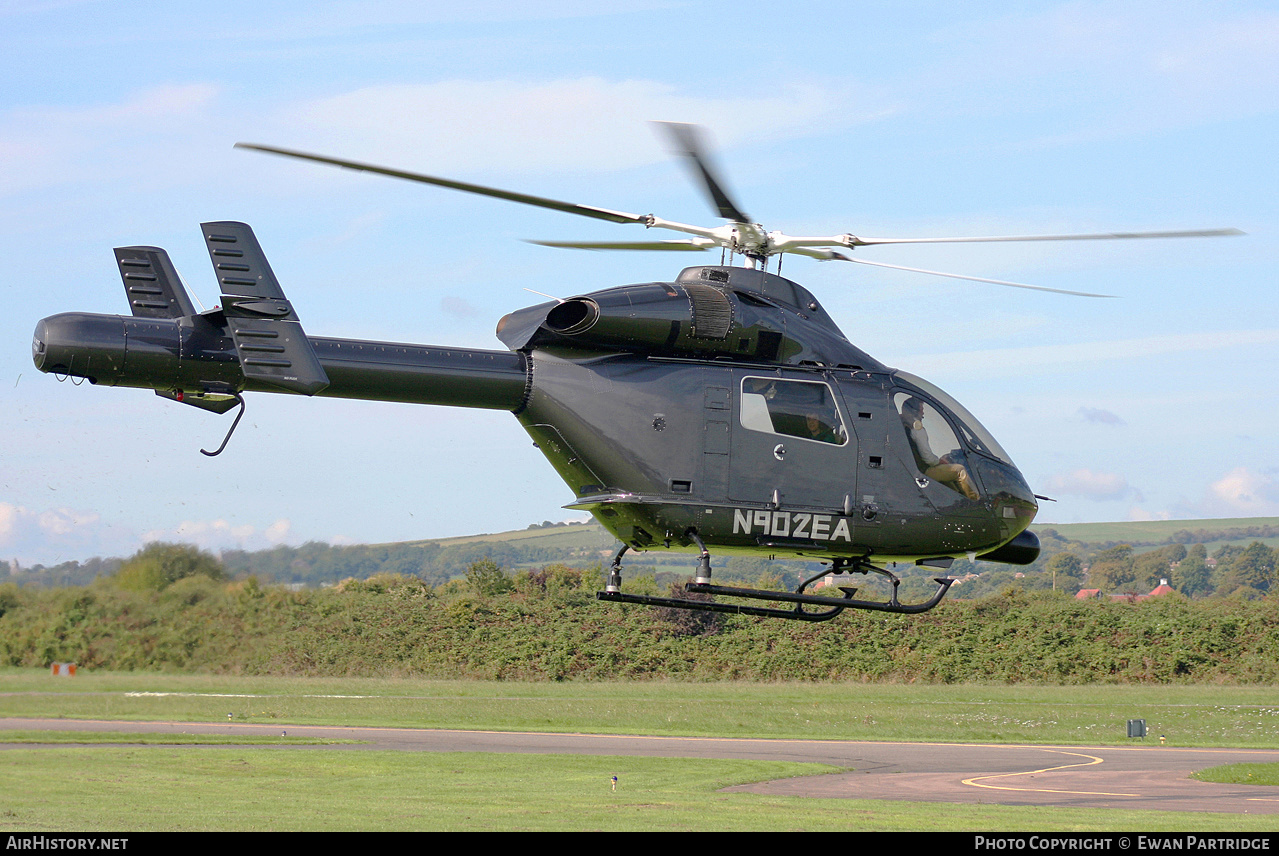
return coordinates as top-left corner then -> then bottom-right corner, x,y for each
4,671 -> 1279,747
0,748 -> 1272,833
0,730 -> 356,745
1191,763 -> 1279,786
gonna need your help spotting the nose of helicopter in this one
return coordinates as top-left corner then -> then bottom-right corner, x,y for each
966,456 -> 1040,564
973,456 -> 1038,532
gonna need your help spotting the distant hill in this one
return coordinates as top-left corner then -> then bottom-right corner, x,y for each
396,521 -> 615,552
9,517 -> 1278,596
1032,517 -> 1279,550
410,516 -> 1279,550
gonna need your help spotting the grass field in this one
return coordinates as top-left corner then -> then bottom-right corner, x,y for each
5,671 -> 1279,747
3,670 -> 1279,831
1192,763 -> 1279,786
0,730 -> 356,745
2,748 -> 1268,833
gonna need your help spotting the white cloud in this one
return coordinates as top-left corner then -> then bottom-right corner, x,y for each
1195,467 -> 1279,517
0,84 -> 221,195
0,501 -> 309,566
0,501 -> 128,565
0,502 -> 300,566
0,503 -> 18,541
924,3 -> 1279,135
277,78 -> 843,174
140,518 -> 295,554
1144,8 -> 1279,116
902,329 -> 1279,380
1127,507 -> 1171,522
262,519 -> 292,542
36,507 -> 100,537
1041,468 -> 1141,502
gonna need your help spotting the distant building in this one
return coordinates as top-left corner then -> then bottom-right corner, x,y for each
1075,579 -> 1178,603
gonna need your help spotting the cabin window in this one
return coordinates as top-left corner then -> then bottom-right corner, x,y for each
740,377 -> 847,445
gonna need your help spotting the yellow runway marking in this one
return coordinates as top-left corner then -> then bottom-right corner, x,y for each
962,749 -> 1139,797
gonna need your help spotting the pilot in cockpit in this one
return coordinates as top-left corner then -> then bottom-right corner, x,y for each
899,396 -> 980,501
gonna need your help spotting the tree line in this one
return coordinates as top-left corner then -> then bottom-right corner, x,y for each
937,535 -> 1277,601
4,525 -> 1275,603
2,543 -> 1277,684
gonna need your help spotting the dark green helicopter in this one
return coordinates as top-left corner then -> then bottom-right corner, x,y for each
30,124 -> 1240,621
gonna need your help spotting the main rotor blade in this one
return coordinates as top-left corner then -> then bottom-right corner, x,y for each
527,239 -> 713,251
848,228 -> 1244,247
654,122 -> 751,224
837,255 -> 1116,298
785,247 -> 853,261
235,143 -> 648,225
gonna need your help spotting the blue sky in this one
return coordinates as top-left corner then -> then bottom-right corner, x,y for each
2,1 -> 1276,565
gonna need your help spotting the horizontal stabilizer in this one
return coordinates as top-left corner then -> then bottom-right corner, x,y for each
114,247 -> 198,319
201,221 -> 329,396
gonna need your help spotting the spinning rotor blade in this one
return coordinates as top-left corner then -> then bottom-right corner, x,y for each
847,228 -> 1245,247
654,122 -> 751,224
237,138 -> 1241,299
235,143 -> 648,225
527,239 -> 714,251
836,255 -> 1117,298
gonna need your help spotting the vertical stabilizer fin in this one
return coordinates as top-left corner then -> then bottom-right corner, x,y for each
114,247 -> 199,319
202,220 -> 288,301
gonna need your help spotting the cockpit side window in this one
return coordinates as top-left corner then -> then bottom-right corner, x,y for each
893,392 -> 981,501
741,377 -> 847,445
892,370 -> 1016,466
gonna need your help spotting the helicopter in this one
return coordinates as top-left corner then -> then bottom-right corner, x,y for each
30,123 -> 1241,622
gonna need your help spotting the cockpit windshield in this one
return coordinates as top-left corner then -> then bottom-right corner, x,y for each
892,370 -> 1016,466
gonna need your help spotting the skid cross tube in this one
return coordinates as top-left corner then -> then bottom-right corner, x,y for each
685,577 -> 955,616
596,588 -> 851,622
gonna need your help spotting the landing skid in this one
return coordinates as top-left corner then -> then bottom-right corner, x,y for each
596,536 -> 955,622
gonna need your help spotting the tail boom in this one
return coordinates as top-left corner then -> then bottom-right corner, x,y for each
32,311 -> 529,412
